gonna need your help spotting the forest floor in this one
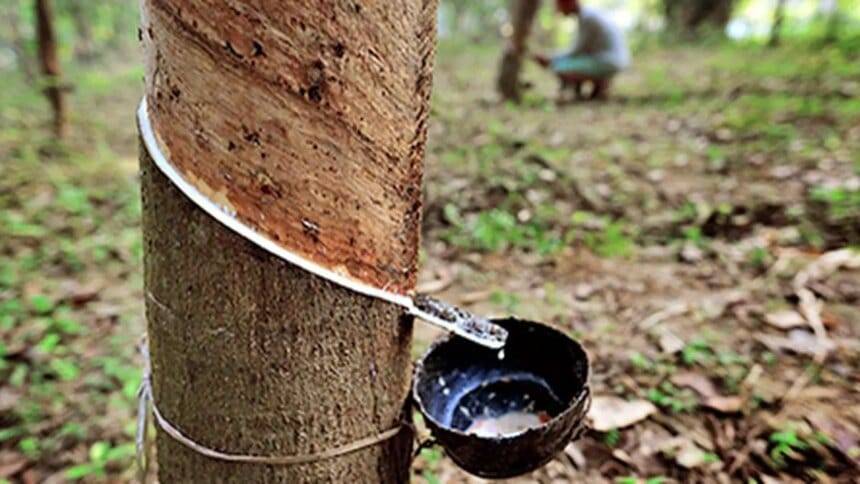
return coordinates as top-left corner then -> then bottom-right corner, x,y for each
1,38 -> 859,483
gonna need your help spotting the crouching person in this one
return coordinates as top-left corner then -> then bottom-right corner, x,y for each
534,0 -> 630,102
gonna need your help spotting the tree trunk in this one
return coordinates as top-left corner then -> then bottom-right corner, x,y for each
769,0 -> 788,47
663,0 -> 734,38
35,0 -> 67,139
497,0 -> 540,101
138,0 -> 437,482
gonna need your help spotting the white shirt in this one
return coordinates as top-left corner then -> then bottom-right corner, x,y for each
571,7 -> 630,70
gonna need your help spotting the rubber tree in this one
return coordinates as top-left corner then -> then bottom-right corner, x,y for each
138,1 -> 438,482
497,0 -> 541,101
35,0 -> 67,138
769,0 -> 788,47
663,0 -> 735,38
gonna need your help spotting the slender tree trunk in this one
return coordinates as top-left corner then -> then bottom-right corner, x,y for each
139,0 -> 438,482
769,0 -> 788,47
497,0 -> 540,101
35,0 -> 67,139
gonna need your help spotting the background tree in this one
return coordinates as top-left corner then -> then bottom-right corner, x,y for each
34,0 -> 66,139
497,0 -> 541,101
769,0 -> 788,46
139,0 -> 437,481
663,0 -> 736,38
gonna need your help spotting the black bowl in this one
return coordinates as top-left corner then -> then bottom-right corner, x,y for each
413,318 -> 591,479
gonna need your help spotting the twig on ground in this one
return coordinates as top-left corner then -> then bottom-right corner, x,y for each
640,302 -> 689,330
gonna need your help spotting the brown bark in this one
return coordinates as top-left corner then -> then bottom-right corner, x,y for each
35,0 -> 67,138
497,0 -> 540,101
140,0 -> 437,294
139,0 -> 438,482
769,0 -> 788,47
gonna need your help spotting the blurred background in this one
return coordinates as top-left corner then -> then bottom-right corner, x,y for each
1,0 -> 859,482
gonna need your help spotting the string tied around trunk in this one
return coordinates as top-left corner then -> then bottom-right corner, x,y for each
135,340 -> 406,482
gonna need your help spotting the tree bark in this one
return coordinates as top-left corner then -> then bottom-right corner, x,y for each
769,0 -> 788,47
497,0 -> 540,101
35,0 -> 67,139
139,0 -> 438,482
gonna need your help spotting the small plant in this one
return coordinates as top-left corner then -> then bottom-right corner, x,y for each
54,184 -> 93,215
445,208 -> 562,255
29,295 -> 55,315
603,428 -> 621,447
681,338 -> 714,366
418,446 -> 443,484
629,352 -> 654,372
747,246 -> 770,269
616,477 -> 666,484
584,221 -> 635,258
810,186 -> 860,220
64,441 -> 136,481
18,437 -> 40,458
682,226 -> 708,248
769,426 -> 808,467
490,290 -> 520,313
647,382 -> 697,413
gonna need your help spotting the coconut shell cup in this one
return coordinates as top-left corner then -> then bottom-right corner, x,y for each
413,318 -> 591,479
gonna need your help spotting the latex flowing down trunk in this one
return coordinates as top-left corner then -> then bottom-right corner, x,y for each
497,0 -> 541,101
35,0 -> 66,138
138,0 -> 438,482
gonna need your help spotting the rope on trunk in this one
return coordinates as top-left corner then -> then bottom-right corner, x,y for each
135,340 -> 404,483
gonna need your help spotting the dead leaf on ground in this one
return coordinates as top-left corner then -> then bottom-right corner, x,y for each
764,310 -> 807,330
756,329 -> 836,356
658,330 -> 685,354
658,436 -> 714,469
0,388 -> 22,413
703,395 -> 744,413
588,396 -> 657,432
671,372 -> 744,413
806,412 -> 860,466
0,452 -> 27,478
671,372 -> 717,398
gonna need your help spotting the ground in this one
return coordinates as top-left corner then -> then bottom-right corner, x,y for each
0,38 -> 859,483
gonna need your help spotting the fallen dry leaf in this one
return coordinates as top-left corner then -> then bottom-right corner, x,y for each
756,329 -> 836,356
703,395 -> 744,413
658,436 -> 711,469
671,372 -> 717,398
764,310 -> 807,330
0,452 -> 27,478
0,388 -> 22,413
588,396 -> 657,432
658,330 -> 685,354
806,412 -> 860,466
676,441 -> 708,469
671,372 -> 744,413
